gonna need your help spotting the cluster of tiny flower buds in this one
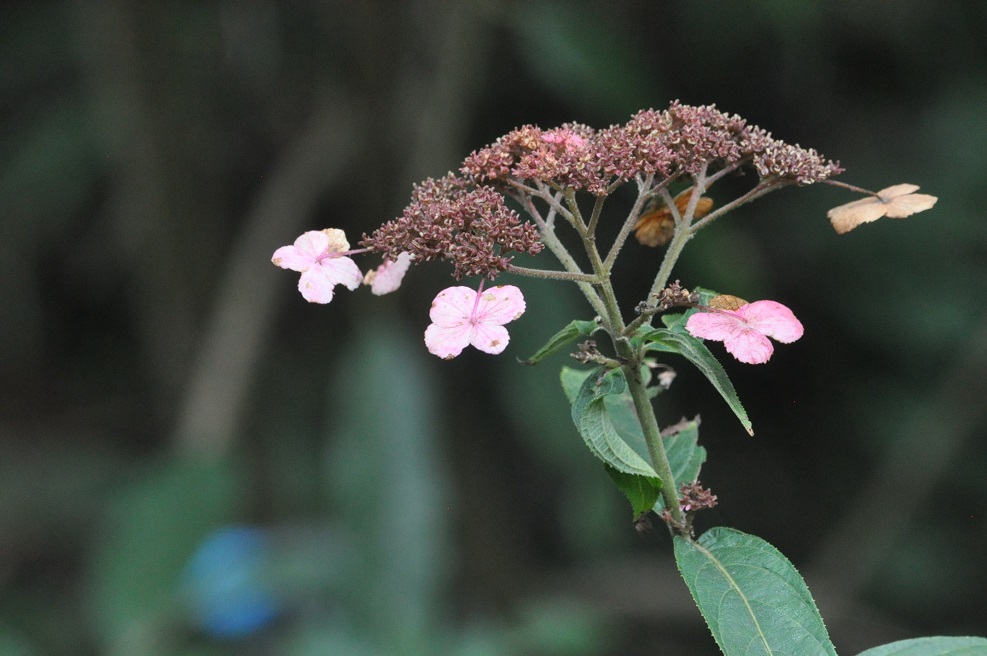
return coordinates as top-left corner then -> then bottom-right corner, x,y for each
361,100 -> 841,281
678,482 -> 718,513
460,100 -> 841,194
653,280 -> 700,312
658,481 -> 718,534
361,174 -> 543,280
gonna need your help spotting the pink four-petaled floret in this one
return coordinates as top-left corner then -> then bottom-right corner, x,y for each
424,285 -> 526,359
685,300 -> 803,365
272,229 -> 363,304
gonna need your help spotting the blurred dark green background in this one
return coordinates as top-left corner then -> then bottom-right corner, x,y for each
3,2 -> 986,654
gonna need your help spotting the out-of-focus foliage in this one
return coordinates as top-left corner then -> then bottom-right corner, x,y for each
2,1 -> 986,654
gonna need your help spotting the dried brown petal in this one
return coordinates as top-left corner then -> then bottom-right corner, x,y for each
633,188 -> 714,247
827,183 -> 938,234
708,294 -> 748,311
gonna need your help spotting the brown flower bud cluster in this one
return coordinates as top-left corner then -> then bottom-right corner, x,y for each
654,281 -> 699,311
678,482 -> 718,513
362,174 -> 543,280
460,100 -> 842,194
365,101 -> 841,280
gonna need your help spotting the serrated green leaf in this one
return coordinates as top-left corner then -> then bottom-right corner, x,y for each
674,527 -> 836,656
855,636 -> 987,656
640,328 -> 753,435
562,366 -> 650,464
653,418 -> 706,511
604,464 -> 661,518
560,366 -> 592,404
568,368 -> 657,477
522,319 -> 600,365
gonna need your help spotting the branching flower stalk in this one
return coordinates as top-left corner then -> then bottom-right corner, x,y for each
271,99 -> 945,655
274,99 -> 935,534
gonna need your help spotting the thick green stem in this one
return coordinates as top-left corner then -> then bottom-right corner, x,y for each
618,342 -> 684,524
586,223 -> 683,523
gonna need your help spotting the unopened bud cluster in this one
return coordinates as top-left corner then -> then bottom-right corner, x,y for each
362,101 -> 842,281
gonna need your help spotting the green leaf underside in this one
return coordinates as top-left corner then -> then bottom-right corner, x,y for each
854,637 -> 987,656
674,527 -> 836,656
522,318 -> 600,364
561,366 -> 652,464
640,328 -> 753,435
653,419 -> 706,511
604,464 -> 661,517
562,367 -> 706,513
569,368 -> 656,477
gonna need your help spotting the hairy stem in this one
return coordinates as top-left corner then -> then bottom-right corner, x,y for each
620,350 -> 684,525
584,215 -> 683,523
506,265 -> 598,283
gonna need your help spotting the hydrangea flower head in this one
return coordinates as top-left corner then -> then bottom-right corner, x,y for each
363,251 -> 412,295
272,229 -> 363,304
685,300 -> 803,365
424,285 -> 526,359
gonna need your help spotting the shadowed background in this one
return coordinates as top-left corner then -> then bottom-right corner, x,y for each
2,1 -> 986,654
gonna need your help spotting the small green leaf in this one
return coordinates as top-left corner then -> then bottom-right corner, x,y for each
521,319 -> 600,364
604,464 -> 661,518
653,417 -> 706,511
562,366 -> 651,464
855,636 -> 987,656
568,368 -> 657,478
640,328 -> 753,435
560,365 -> 592,404
674,527 -> 837,656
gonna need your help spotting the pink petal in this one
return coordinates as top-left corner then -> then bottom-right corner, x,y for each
272,231 -> 329,271
428,287 -> 476,326
294,230 -> 331,257
366,252 -> 412,295
424,322 -> 472,359
737,301 -> 803,343
470,323 -> 511,354
272,245 -> 314,272
685,311 -> 745,343
298,268 -> 336,304
319,256 -> 363,291
473,285 -> 526,325
722,329 -> 774,364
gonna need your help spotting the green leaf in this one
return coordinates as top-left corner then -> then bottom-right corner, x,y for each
855,636 -> 987,656
674,527 -> 836,656
522,319 -> 600,364
568,367 -> 657,478
653,418 -> 706,511
562,366 -> 649,464
604,464 -> 661,518
640,328 -> 753,435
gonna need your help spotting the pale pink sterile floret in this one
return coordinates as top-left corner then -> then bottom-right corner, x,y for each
424,285 -> 526,359
685,300 -> 803,365
272,229 -> 363,304
363,251 -> 412,296
542,129 -> 587,151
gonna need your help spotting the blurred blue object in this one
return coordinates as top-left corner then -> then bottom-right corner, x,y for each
183,525 -> 280,639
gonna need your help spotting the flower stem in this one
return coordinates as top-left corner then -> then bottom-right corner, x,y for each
617,341 -> 684,525
586,223 -> 684,524
506,265 -> 598,283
